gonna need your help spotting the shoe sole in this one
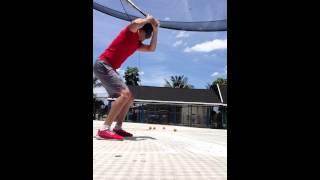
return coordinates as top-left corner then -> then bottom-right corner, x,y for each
95,135 -> 124,141
113,131 -> 133,137
115,134 -> 133,137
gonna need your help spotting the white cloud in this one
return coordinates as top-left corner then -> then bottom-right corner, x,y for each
173,40 -> 183,47
211,72 -> 220,76
176,31 -> 190,38
140,66 -> 171,87
211,66 -> 227,78
140,71 -> 144,75
164,17 -> 171,20
184,39 -> 227,53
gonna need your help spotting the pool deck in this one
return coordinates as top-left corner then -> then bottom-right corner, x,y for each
93,120 -> 227,180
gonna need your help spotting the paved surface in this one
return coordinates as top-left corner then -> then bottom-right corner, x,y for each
93,121 -> 227,180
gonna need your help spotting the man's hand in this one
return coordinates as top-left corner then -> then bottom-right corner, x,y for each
129,14 -> 155,33
146,14 -> 159,28
144,14 -> 159,30
151,19 -> 160,31
145,14 -> 154,23
138,17 -> 159,52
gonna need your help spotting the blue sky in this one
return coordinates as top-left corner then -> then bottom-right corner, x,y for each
93,1 -> 227,91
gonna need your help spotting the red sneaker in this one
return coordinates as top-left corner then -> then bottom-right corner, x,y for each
96,129 -> 124,140
113,128 -> 133,137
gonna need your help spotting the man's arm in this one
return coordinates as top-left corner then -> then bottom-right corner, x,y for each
138,20 -> 160,52
128,15 -> 153,33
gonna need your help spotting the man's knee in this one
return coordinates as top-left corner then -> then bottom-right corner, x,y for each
120,89 -> 133,101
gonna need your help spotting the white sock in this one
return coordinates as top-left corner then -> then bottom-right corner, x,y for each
100,124 -> 111,131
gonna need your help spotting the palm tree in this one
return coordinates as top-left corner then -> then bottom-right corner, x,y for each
164,75 -> 194,89
206,78 -> 227,90
124,67 -> 140,86
207,78 -> 227,128
207,78 -> 227,101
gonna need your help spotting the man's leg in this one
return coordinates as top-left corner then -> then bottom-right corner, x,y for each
94,88 -> 131,140
110,92 -> 134,137
93,60 -> 130,140
103,88 -> 132,127
114,95 -> 134,128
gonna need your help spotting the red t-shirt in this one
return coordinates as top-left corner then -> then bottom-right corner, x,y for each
99,25 -> 142,69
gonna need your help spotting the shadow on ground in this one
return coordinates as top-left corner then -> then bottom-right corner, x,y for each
124,136 -> 157,141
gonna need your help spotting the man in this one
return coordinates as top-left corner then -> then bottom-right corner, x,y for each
93,15 -> 160,140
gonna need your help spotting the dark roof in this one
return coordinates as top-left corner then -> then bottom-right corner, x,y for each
218,85 -> 227,104
127,86 -> 223,105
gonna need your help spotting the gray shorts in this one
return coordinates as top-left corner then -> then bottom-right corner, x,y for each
93,60 -> 128,98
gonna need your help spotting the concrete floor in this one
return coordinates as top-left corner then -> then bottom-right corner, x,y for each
93,120 -> 227,180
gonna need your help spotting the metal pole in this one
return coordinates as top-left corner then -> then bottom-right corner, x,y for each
141,105 -> 144,123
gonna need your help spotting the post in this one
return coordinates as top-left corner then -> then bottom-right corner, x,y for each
189,105 -> 192,127
206,107 -> 210,128
107,100 -> 112,115
173,105 -> 177,125
141,105 -> 144,123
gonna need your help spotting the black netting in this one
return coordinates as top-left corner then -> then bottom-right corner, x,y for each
93,1 -> 227,32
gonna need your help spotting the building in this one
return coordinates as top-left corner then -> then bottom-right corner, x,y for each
101,85 -> 227,129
